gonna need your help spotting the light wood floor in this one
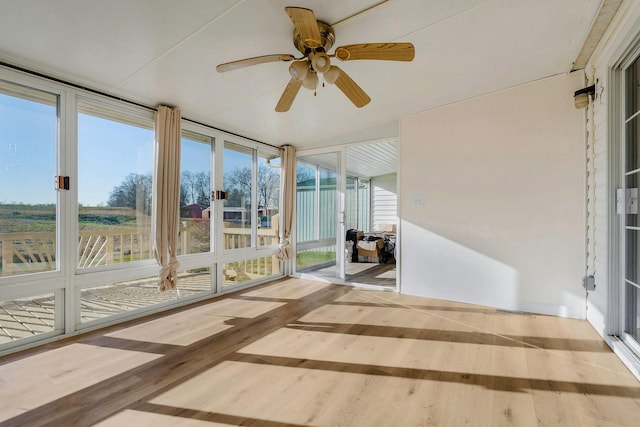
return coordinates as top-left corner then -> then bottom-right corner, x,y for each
309,260 -> 397,287
1,277 -> 639,426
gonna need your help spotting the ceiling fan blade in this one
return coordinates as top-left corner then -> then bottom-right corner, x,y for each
216,54 -> 295,73
333,43 -> 415,62
275,78 -> 303,112
330,66 -> 370,108
285,7 -> 322,50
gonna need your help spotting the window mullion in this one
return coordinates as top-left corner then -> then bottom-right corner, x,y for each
251,148 -> 258,248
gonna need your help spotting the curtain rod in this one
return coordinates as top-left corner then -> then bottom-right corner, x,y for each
0,60 -> 281,150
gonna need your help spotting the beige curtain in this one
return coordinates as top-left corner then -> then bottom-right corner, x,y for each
152,105 -> 181,291
276,145 -> 296,260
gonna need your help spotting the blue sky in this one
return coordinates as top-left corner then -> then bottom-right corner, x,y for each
1,93 -> 215,206
0,93 -> 56,204
78,114 -> 214,206
78,113 -> 155,206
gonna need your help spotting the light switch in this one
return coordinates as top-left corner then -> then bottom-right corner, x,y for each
412,194 -> 424,207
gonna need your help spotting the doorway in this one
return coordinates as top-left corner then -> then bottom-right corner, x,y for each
294,140 -> 398,289
618,53 -> 640,353
295,151 -> 344,281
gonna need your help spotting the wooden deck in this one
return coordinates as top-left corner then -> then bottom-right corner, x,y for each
0,277 -> 639,426
0,272 -> 214,344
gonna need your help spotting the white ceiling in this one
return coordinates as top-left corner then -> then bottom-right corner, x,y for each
0,0 -> 602,151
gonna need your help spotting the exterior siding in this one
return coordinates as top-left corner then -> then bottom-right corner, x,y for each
372,173 -> 397,228
295,185 -> 336,243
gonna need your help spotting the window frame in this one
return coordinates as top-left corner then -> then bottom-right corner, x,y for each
0,64 -> 284,356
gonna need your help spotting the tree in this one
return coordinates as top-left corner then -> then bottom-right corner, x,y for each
258,164 -> 279,209
224,167 -> 251,208
223,165 -> 280,209
107,173 -> 152,214
193,172 -> 210,206
107,165 -> 278,217
180,171 -> 210,207
296,165 -> 314,185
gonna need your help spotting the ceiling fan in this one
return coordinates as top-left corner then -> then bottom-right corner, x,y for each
216,6 -> 415,112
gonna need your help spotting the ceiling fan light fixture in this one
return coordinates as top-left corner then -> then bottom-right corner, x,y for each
302,70 -> 318,90
310,52 -> 331,73
289,60 -> 308,80
324,66 -> 340,85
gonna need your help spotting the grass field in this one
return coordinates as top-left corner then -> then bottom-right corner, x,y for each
0,204 -> 143,233
296,250 -> 336,270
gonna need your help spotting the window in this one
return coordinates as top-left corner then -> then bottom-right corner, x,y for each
295,159 -> 338,271
345,177 -> 357,230
79,268 -> 212,324
0,293 -> 57,344
257,152 -> 280,247
0,68 -> 283,354
296,163 -> 317,243
0,82 -> 58,277
319,168 -> 337,240
222,257 -> 280,288
624,56 -> 640,344
179,131 -> 212,255
358,178 -> 371,232
77,103 -> 154,268
223,142 -> 253,250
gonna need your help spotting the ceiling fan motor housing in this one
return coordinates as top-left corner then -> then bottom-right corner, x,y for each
293,21 -> 335,54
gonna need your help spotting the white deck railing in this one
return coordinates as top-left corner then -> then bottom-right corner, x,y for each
0,222 -> 280,277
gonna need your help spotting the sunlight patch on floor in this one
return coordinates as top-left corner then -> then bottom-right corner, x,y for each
0,343 -> 160,422
106,299 -> 284,346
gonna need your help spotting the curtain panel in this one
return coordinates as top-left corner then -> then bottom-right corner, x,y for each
276,144 -> 296,260
152,105 -> 181,291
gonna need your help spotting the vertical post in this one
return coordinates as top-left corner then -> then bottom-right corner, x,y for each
1,236 -> 13,276
181,221 -> 189,255
106,233 -> 114,264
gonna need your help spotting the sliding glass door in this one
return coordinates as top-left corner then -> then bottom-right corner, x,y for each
295,151 -> 345,280
623,55 -> 640,349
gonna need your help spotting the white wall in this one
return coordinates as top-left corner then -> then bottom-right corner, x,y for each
371,173 -> 397,228
399,73 -> 586,318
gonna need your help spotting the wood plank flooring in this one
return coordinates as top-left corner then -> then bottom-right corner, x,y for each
346,260 -> 396,286
0,277 -> 639,426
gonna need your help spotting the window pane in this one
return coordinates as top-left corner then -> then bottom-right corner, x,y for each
626,58 -> 640,120
77,104 -> 154,268
626,55 -> 640,348
625,282 -> 639,343
223,142 -> 253,250
345,177 -> 357,230
179,131 -> 212,255
222,257 -> 281,288
626,117 -> 640,172
258,153 -> 280,247
0,293 -> 57,344
296,163 -> 316,242
80,268 -> 212,323
296,246 -> 336,271
0,84 -> 58,277
319,168 -> 336,240
358,178 -> 371,231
